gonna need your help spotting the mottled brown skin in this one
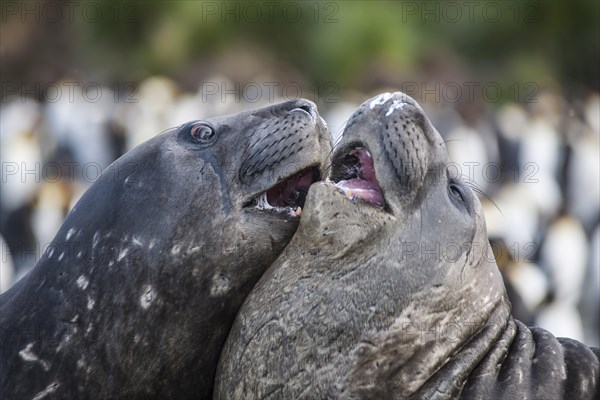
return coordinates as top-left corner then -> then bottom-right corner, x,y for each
0,100 -> 332,399
216,93 -> 599,399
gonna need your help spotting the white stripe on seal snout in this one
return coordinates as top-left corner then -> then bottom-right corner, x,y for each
386,100 -> 406,116
369,93 -> 393,109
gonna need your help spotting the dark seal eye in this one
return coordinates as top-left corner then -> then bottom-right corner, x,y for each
449,182 -> 466,204
190,123 -> 216,143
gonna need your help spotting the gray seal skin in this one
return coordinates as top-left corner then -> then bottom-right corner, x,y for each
0,99 -> 332,399
216,92 -> 599,399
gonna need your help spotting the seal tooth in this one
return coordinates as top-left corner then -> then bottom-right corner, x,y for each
255,193 -> 274,210
331,182 -> 354,200
332,180 -> 353,198
287,206 -> 302,218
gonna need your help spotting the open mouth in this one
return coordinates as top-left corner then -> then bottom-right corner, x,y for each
329,147 -> 385,207
251,167 -> 320,217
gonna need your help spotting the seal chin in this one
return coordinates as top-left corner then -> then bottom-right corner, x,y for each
247,166 -> 321,218
328,144 -> 386,209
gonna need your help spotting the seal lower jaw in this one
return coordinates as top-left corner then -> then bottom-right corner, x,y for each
248,166 -> 321,218
329,145 -> 386,210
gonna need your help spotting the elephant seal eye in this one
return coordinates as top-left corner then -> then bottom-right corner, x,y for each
191,124 -> 216,143
449,183 -> 465,203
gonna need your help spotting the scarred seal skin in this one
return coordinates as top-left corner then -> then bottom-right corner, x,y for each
215,92 -> 599,400
0,99 -> 332,399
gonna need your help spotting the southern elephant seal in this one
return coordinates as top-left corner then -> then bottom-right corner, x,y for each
0,99 -> 332,399
216,92 -> 599,399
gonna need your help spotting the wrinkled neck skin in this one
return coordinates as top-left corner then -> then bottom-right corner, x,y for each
293,184 -> 512,399
216,163 -> 512,400
297,117 -> 599,399
285,192 -> 600,400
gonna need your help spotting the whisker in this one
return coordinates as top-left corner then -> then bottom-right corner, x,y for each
464,179 -> 503,216
441,139 -> 464,144
319,115 -> 355,179
320,147 -> 337,179
332,116 -> 352,148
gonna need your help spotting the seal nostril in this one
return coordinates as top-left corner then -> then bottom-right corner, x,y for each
292,104 -> 312,114
290,104 -> 316,123
298,105 -> 312,114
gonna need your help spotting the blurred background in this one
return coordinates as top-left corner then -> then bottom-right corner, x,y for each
1,1 -> 598,345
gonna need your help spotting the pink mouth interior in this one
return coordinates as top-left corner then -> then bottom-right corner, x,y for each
266,167 -> 315,208
335,148 -> 385,207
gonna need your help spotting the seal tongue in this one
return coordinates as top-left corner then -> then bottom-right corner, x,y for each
336,179 -> 384,206
332,147 -> 385,207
